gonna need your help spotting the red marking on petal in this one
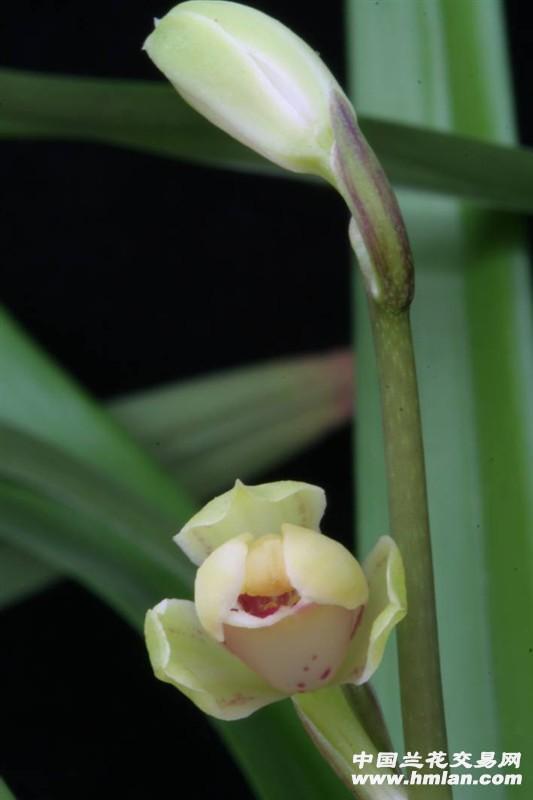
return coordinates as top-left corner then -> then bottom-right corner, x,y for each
311,654 -> 318,661
238,589 -> 300,618
351,606 -> 365,638
297,682 -> 306,690
303,666 -> 309,672
320,667 -> 331,680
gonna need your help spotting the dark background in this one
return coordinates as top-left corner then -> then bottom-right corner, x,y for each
1,1 -> 531,798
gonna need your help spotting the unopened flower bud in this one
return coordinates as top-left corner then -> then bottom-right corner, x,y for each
143,1 -> 343,180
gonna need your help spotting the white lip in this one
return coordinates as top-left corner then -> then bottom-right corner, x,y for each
223,603 -> 358,693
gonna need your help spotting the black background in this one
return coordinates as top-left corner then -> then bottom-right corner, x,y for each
1,2 -> 531,798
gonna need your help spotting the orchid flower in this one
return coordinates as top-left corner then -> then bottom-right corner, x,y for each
145,480 -> 406,720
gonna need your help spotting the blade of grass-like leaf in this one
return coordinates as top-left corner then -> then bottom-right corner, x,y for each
0,307 -> 194,530
0,778 -> 17,800
0,423 -> 195,604
359,117 -> 533,213
0,304 -> 194,613
0,424 -> 352,800
2,68 -> 533,212
0,481 -> 158,627
216,703 -> 352,800
349,0 -> 533,794
0,348 -> 352,610
0,307 -> 353,799
110,349 -> 352,497
442,1 -> 533,790
0,69 -> 271,175
0,544 -> 58,607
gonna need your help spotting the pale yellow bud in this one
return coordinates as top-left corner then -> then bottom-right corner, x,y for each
143,1 -> 345,180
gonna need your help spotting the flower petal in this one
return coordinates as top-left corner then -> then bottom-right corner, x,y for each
282,523 -> 368,609
175,480 -> 325,565
195,533 -> 251,641
145,599 -> 284,720
224,603 -> 356,694
337,536 -> 407,685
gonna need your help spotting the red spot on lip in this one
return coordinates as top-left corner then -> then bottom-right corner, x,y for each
238,590 -> 300,618
311,654 -> 318,661
320,667 -> 332,681
297,682 -> 306,691
303,666 -> 309,672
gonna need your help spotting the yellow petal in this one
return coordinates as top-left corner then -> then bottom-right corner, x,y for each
243,534 -> 292,595
194,532 -> 251,641
224,603 -> 356,693
175,479 -> 325,565
145,599 -> 283,720
337,536 -> 407,685
282,523 -> 368,609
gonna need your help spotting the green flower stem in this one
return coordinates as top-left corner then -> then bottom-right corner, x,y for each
342,685 -> 395,756
369,302 -> 450,799
294,686 -> 407,799
333,88 -> 450,780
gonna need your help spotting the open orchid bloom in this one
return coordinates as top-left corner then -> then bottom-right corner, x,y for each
145,480 -> 406,720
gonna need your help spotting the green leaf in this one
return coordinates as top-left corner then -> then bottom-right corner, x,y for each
0,777 -> 17,800
109,349 -> 352,497
349,1 -> 533,796
218,701 -> 353,800
0,303 -> 194,611
0,307 -> 194,526
0,543 -> 58,607
0,68 -> 270,175
0,423 -> 195,612
0,347 -> 352,610
0,479 -> 158,627
0,423 -> 351,800
2,67 -> 533,211
0,308 -> 352,799
360,116 -> 533,213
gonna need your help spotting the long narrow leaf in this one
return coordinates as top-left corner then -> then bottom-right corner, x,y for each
0,544 -> 57,607
349,2 -> 533,796
0,778 -> 17,800
0,310 -> 351,799
0,481 -> 157,627
0,348 -> 352,610
0,424 -> 194,604
2,68 -> 533,211
110,349 -> 352,497
0,307 -> 193,528
0,423 -> 351,800
442,2 -> 533,790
